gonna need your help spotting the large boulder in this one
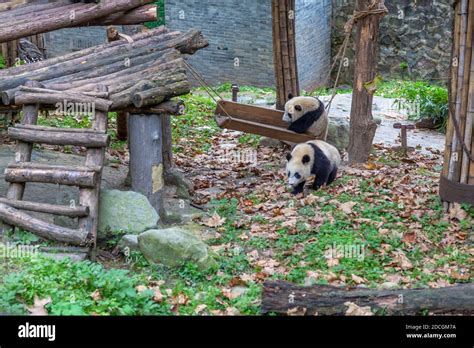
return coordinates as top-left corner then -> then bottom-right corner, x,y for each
138,228 -> 217,270
326,118 -> 350,152
98,190 -> 159,239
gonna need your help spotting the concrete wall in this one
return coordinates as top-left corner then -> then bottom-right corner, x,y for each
296,0 -> 332,90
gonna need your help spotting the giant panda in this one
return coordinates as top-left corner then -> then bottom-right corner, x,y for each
285,140 -> 341,195
282,94 -> 328,140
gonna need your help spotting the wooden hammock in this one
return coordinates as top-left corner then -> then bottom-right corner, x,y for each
215,100 -> 317,143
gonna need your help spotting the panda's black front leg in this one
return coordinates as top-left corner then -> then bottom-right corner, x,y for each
292,181 -> 306,195
312,170 -> 330,191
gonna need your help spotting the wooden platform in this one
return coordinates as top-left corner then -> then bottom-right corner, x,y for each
215,100 -> 316,143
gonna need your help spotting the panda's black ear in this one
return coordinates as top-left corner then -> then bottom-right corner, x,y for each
302,155 -> 310,164
286,153 -> 292,161
295,105 -> 302,112
288,93 -> 293,100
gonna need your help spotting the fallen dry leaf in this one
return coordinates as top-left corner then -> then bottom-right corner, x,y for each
27,296 -> 51,316
344,302 -> 374,316
90,290 -> 101,301
339,201 -> 357,214
204,212 -> 226,227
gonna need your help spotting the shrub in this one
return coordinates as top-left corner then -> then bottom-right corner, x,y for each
377,80 -> 449,132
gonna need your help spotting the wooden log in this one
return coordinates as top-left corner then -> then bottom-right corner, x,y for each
5,165 -> 98,188
129,113 -> 165,218
110,71 -> 188,109
8,127 -> 110,148
459,1 -> 474,184
124,99 -> 185,115
0,198 -> 89,218
215,100 -> 288,128
449,0 -> 472,182
347,0 -> 388,163
14,124 -> 106,134
14,90 -> 112,111
0,0 -> 156,43
6,80 -> 41,202
262,280 -> 474,315
19,86 -> 109,99
106,25 -> 128,142
5,163 -> 98,187
73,5 -> 157,26
272,0 -> 300,110
131,81 -> 191,108
0,203 -> 89,245
215,116 -> 315,143
443,0 -> 462,180
7,162 -> 102,173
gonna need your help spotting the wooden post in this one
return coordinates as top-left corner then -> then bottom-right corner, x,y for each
347,0 -> 387,163
78,85 -> 109,255
272,0 -> 299,110
128,113 -> 165,219
106,25 -> 128,141
1,80 -> 41,233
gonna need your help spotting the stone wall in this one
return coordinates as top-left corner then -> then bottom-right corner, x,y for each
331,0 -> 454,84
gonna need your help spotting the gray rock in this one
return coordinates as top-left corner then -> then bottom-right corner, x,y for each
138,228 -> 218,270
118,234 -> 139,252
259,136 -> 283,148
98,190 -> 159,239
326,118 -> 350,152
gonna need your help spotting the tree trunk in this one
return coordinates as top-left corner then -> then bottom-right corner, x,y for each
347,0 -> 387,163
262,280 -> 474,315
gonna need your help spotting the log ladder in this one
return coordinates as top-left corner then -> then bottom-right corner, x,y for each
0,83 -> 111,254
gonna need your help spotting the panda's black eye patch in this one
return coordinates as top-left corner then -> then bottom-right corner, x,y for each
295,173 -> 301,179
295,105 -> 302,112
287,171 -> 290,177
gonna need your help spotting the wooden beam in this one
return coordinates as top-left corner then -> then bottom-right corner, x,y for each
262,280 -> 474,315
0,203 -> 89,245
8,127 -> 110,147
0,198 -> 89,218
216,115 -> 315,143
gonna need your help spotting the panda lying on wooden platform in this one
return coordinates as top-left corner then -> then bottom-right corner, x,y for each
286,140 -> 341,195
282,93 -> 328,139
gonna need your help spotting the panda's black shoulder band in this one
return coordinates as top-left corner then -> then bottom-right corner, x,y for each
287,98 -> 325,134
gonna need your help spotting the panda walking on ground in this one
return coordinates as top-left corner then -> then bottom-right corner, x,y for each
282,93 -> 328,140
286,140 -> 341,195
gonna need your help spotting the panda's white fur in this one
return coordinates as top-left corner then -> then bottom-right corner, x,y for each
282,94 -> 328,139
286,140 -> 341,195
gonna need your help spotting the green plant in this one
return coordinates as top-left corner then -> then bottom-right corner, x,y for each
0,54 -> 6,69
377,80 -> 448,132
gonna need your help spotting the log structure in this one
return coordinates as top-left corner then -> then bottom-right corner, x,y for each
441,0 -> 474,206
262,281 -> 474,315
0,18 -> 208,251
0,27 -> 209,111
0,0 -> 158,43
